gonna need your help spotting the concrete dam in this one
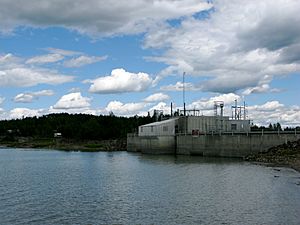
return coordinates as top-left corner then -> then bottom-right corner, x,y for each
127,116 -> 300,158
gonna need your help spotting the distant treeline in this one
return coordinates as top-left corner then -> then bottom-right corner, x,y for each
0,113 -> 155,140
251,123 -> 299,131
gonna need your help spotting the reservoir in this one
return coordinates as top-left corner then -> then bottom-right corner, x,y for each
0,148 -> 300,225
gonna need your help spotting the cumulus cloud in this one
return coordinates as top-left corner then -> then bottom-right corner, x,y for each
53,92 -> 91,109
187,93 -> 241,116
88,68 -> 153,94
63,55 -> 107,68
143,93 -> 169,102
248,102 -> 300,127
249,101 -> 284,112
14,90 -> 54,103
148,102 -> 171,115
8,108 -> 44,119
105,100 -> 145,116
144,0 -> 300,94
0,0 -> 211,36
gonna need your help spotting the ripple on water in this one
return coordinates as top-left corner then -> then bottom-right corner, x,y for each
0,149 -> 300,225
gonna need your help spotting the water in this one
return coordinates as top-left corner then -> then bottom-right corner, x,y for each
0,148 -> 300,225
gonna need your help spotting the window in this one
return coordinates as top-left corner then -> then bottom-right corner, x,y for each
231,124 -> 237,130
151,126 -> 154,132
163,126 -> 168,132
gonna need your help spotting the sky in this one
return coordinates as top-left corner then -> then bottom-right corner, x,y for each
0,0 -> 300,126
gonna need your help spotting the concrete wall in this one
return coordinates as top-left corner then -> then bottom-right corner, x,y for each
128,131 -> 300,158
127,133 -> 175,154
127,134 -> 141,152
176,133 -> 300,158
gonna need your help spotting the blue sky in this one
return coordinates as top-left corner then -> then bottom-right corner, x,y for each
0,0 -> 299,126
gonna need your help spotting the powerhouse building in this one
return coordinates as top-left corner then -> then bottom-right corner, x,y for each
138,116 -> 251,137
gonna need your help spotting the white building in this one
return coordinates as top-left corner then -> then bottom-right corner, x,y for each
138,116 -> 250,137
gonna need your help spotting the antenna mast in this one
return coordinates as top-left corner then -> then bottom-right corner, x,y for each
183,72 -> 186,116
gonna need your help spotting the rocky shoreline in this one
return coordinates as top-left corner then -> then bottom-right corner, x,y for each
245,139 -> 300,172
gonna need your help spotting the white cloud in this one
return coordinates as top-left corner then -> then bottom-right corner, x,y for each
144,0 -> 300,93
148,102 -> 171,115
105,100 -> 145,116
53,92 -> 91,109
242,84 -> 281,95
0,53 -> 20,65
0,53 -> 74,87
14,90 -> 54,103
189,93 -> 241,112
26,54 -> 64,64
63,55 -> 107,68
248,101 -> 284,112
9,108 -> 44,119
68,87 -> 81,93
0,96 -> 5,105
88,68 -> 153,94
247,101 -> 300,127
0,67 -> 74,87
143,93 -> 169,102
0,0 -> 212,36
46,47 -> 81,56
241,75 -> 282,95
160,81 -> 201,91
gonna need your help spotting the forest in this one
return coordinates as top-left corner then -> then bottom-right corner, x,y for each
0,113 -> 298,141
0,113 -> 155,141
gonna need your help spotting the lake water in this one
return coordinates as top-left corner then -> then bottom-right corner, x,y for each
0,148 -> 300,225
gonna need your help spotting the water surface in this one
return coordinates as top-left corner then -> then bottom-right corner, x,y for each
0,148 -> 299,224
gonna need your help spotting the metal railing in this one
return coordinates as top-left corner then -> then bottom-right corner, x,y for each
176,130 -> 300,137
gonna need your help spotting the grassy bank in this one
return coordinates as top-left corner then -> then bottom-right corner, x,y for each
245,139 -> 300,172
0,137 -> 126,152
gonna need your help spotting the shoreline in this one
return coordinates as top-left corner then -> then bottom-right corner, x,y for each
245,139 -> 300,173
249,161 -> 300,173
0,137 -> 127,152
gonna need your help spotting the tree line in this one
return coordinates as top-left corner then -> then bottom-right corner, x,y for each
251,123 -> 299,131
0,113 -> 155,140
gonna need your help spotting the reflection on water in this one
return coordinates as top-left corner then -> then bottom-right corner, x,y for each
0,148 -> 300,225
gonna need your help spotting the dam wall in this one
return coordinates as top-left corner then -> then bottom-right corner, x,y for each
128,131 -> 300,157
177,132 -> 300,157
127,133 -> 175,154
